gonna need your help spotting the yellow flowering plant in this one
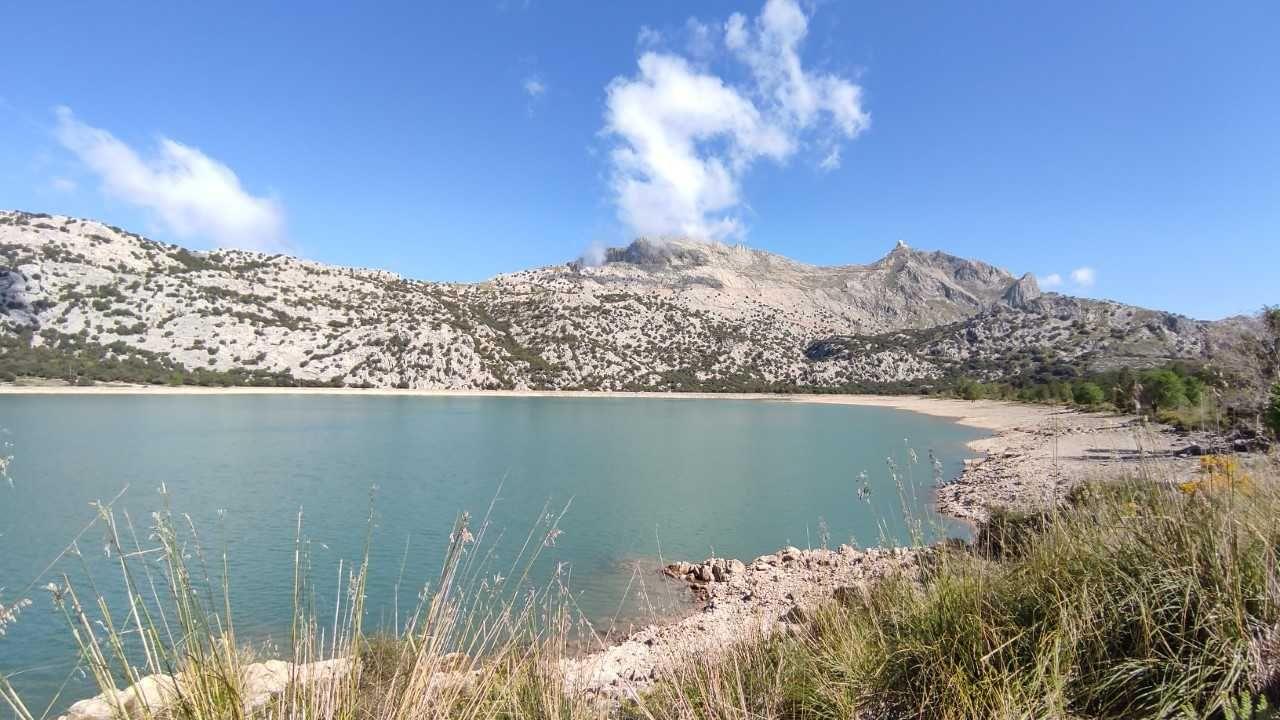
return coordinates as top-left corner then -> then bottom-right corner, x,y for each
1177,455 -> 1254,496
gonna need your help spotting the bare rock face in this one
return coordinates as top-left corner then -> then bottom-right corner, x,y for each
1001,273 -> 1041,310
0,210 -> 1255,392
603,237 -> 710,268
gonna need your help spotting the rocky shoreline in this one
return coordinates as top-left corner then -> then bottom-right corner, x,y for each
561,544 -> 923,704
935,408 -> 1223,522
561,404 -> 1231,703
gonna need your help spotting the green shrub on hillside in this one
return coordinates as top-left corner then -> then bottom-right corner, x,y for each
1072,381 -> 1105,406
1140,368 -> 1189,413
954,362 -> 1235,426
956,378 -> 986,400
0,329 -> 339,387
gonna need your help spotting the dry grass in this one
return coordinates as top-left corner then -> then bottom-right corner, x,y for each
1,488 -> 615,720
629,455 -> 1280,720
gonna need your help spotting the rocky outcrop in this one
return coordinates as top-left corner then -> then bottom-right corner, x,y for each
1001,273 -> 1041,309
660,556 -> 746,584
564,544 -> 922,703
603,237 -> 711,268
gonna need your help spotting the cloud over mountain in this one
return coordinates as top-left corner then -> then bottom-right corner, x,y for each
53,107 -> 285,251
602,0 -> 868,241
1071,266 -> 1097,287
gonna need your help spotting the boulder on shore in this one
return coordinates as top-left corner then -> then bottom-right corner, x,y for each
58,658 -> 351,720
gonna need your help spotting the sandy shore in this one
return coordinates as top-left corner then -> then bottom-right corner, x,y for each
0,382 -> 1122,431
0,384 -> 1088,421
0,383 -> 1125,428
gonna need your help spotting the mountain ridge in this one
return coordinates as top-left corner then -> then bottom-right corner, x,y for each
0,210 -> 1266,396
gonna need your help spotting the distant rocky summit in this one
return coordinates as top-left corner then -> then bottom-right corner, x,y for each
0,210 -> 1266,394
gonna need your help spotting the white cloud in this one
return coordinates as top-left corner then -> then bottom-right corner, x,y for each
636,25 -> 663,48
603,0 -> 868,241
1039,273 -> 1063,288
1070,266 -> 1096,287
523,76 -> 546,97
53,106 -> 285,251
684,18 -> 717,58
725,0 -> 869,136
604,52 -> 791,240
50,176 -> 77,193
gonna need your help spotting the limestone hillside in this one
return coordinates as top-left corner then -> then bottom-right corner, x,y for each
0,210 -> 1265,392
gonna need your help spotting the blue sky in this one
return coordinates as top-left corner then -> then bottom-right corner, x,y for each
1,1 -> 1275,320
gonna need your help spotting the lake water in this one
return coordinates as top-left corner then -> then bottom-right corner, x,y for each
0,394 -> 983,714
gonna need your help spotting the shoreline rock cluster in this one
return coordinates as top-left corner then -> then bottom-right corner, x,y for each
561,544 -> 922,704
59,659 -> 349,720
936,411 -> 1221,523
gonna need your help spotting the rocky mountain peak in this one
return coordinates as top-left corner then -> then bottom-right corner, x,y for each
875,240 -> 914,268
1001,273 -> 1042,309
870,239 -> 1000,274
604,237 -> 711,268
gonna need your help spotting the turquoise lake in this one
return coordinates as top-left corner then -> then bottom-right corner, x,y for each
0,394 -> 984,714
